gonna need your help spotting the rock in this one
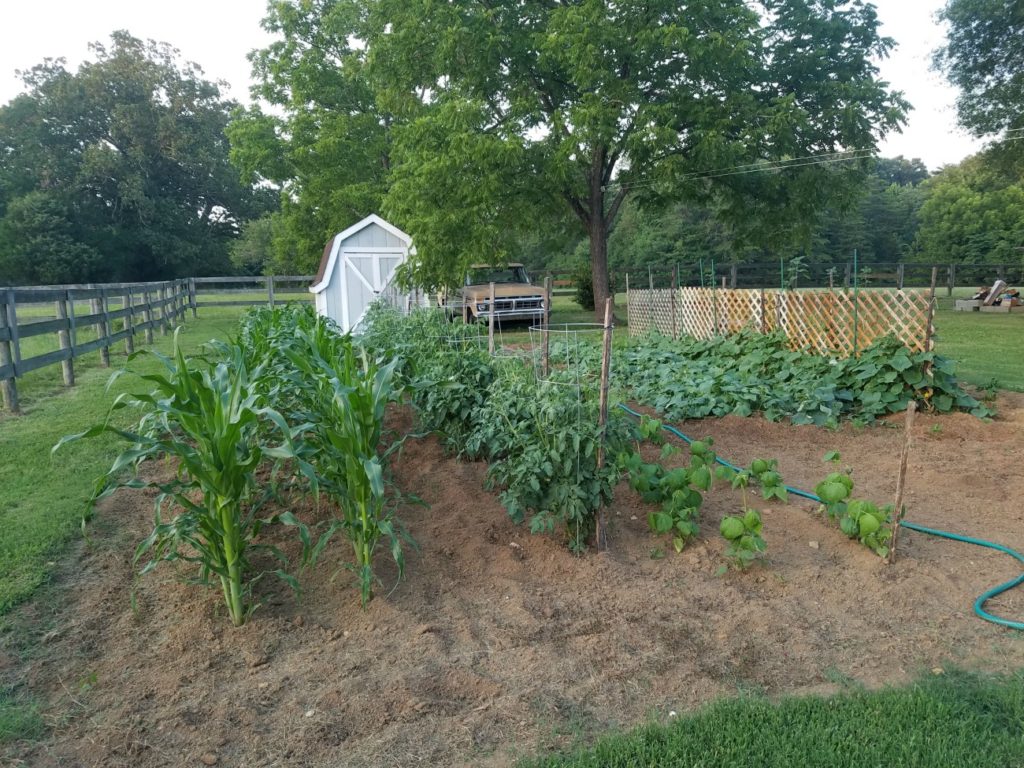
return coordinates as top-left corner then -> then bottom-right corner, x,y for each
305,709 -> 316,718
809,541 -> 820,549
293,615 -> 304,627
200,753 -> 218,766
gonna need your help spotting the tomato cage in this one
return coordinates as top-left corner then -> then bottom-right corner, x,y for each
526,321 -> 613,391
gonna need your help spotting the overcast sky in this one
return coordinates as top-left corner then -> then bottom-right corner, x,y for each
0,0 -> 984,171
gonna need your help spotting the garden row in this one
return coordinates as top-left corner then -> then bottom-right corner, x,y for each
62,304 -> 986,626
59,305 -> 410,625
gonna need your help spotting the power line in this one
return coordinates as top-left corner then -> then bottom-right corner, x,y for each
603,148 -> 874,192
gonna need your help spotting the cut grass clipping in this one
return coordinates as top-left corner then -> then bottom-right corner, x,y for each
519,668 -> 1024,768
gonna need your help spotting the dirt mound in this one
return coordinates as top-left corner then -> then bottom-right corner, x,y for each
4,395 -> 1024,767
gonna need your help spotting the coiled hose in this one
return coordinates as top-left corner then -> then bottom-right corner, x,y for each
617,402 -> 1024,631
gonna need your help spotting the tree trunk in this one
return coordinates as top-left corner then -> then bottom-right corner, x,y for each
588,155 -> 611,321
590,218 -> 611,321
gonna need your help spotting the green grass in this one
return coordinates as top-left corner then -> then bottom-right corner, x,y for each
0,690 -> 45,745
932,296 -> 1024,392
0,308 -> 244,615
520,668 -> 1024,768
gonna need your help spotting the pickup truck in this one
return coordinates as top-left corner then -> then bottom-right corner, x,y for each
440,263 -> 548,325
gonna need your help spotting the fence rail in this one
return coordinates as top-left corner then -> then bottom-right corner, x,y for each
627,285 -> 936,357
0,275 -> 314,414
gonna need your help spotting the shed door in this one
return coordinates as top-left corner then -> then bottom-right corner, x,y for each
340,249 -> 405,331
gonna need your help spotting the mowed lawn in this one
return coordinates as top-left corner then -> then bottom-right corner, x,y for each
0,309 -> 243,614
932,295 -> 1024,391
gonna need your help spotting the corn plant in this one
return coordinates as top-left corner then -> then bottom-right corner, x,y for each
286,331 -> 411,606
55,332 -> 316,626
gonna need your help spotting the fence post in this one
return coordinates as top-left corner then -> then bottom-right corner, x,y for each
488,282 -> 496,355
843,262 -> 852,289
624,273 -> 630,332
671,266 -> 678,339
56,293 -> 75,386
143,289 -> 154,344
897,263 -> 905,290
730,264 -> 738,289
189,277 -> 198,318
925,266 -> 939,357
759,287 -> 767,334
159,284 -> 169,335
542,277 -> 551,378
99,288 -> 111,367
268,275 -> 276,308
0,290 -> 18,413
947,264 -> 955,297
123,289 -> 135,355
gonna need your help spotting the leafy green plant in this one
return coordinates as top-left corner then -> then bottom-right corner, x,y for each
616,330 -> 991,426
719,508 -> 766,571
621,434 -> 715,553
55,333 -> 315,626
814,451 -> 892,557
285,329 -> 412,606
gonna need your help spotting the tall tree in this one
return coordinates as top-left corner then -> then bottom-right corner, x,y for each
227,1 -> 394,271
917,153 -> 1024,266
0,32 -> 270,284
367,0 -> 908,313
937,0 -> 1024,139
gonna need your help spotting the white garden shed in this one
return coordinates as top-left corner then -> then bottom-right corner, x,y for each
309,214 -> 422,333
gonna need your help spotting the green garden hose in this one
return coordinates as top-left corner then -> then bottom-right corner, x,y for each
617,402 -> 1024,631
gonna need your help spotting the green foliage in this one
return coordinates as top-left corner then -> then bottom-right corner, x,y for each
916,153 -> 1024,265
54,332 -> 315,626
362,306 -> 629,552
620,435 -> 715,554
618,331 -> 991,427
572,259 -> 597,312
814,453 -> 891,558
282,331 -> 409,606
936,0 -> 1024,139
226,1 -> 394,273
0,32 -> 271,283
719,508 -> 767,571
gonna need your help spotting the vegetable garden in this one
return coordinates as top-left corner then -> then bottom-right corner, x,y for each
6,300 -> 1024,766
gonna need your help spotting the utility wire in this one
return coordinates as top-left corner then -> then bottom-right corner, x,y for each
603,148 -> 873,192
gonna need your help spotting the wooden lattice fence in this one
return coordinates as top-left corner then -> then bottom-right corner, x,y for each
627,287 -> 934,357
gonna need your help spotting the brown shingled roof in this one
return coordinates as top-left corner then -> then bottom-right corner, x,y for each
312,236 -> 336,287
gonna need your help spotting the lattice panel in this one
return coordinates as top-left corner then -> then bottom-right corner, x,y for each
854,289 -> 932,353
628,287 -> 932,357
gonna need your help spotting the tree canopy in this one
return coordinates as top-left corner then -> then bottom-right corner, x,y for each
917,151 -> 1024,266
937,0 -> 1024,139
0,31 -> 270,285
360,0 -> 908,311
226,1 -> 393,272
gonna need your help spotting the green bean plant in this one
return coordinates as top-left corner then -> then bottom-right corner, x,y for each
55,332 -> 316,626
714,465 -> 768,571
814,451 -> 892,557
286,332 -> 412,606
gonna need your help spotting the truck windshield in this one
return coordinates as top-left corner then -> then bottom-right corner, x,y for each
466,266 -> 530,285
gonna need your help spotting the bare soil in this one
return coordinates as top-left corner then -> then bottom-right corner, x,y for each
5,395 -> 1024,767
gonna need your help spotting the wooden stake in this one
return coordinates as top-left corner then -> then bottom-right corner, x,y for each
542,277 -> 551,378
488,281 -> 496,355
595,297 -> 614,552
887,401 -> 918,564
